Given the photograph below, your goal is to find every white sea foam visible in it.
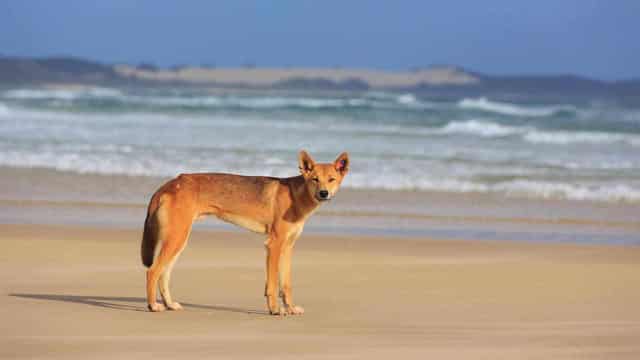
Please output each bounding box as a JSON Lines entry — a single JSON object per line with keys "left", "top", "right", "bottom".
{"left": 492, "top": 180, "right": 640, "bottom": 202}
{"left": 458, "top": 97, "right": 574, "bottom": 117}
{"left": 0, "top": 102, "right": 9, "bottom": 116}
{"left": 431, "top": 119, "right": 640, "bottom": 146}
{"left": 438, "top": 119, "right": 527, "bottom": 137}
{"left": 348, "top": 174, "right": 490, "bottom": 193}
{"left": 524, "top": 130, "right": 640, "bottom": 147}
{"left": 394, "top": 93, "right": 435, "bottom": 109}
{"left": 3, "top": 87, "right": 433, "bottom": 110}
{"left": 396, "top": 93, "right": 417, "bottom": 104}
{"left": 346, "top": 171, "right": 640, "bottom": 202}
{"left": 3, "top": 87, "right": 123, "bottom": 100}
{"left": 232, "top": 97, "right": 345, "bottom": 108}
{"left": 1, "top": 146, "right": 639, "bottom": 202}
{"left": 121, "top": 95, "right": 365, "bottom": 109}
{"left": 83, "top": 87, "right": 123, "bottom": 97}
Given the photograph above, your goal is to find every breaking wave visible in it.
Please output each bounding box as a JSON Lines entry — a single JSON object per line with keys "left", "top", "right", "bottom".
{"left": 523, "top": 130, "right": 640, "bottom": 146}
{"left": 3, "top": 87, "right": 123, "bottom": 100}
{"left": 347, "top": 174, "right": 640, "bottom": 202}
{"left": 2, "top": 88, "right": 434, "bottom": 110}
{"left": 0, "top": 102, "right": 9, "bottom": 116}
{"left": 1, "top": 148, "right": 639, "bottom": 202}
{"left": 491, "top": 180, "right": 640, "bottom": 202}
{"left": 458, "top": 97, "right": 575, "bottom": 117}
{"left": 2, "top": 86, "right": 640, "bottom": 203}
{"left": 438, "top": 119, "right": 527, "bottom": 137}
{"left": 435, "top": 120, "right": 640, "bottom": 146}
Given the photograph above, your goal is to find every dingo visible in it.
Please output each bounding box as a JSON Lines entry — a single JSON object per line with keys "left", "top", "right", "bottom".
{"left": 141, "top": 150, "right": 349, "bottom": 315}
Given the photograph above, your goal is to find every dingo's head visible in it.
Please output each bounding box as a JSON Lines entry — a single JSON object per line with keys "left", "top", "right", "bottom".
{"left": 298, "top": 150, "right": 349, "bottom": 202}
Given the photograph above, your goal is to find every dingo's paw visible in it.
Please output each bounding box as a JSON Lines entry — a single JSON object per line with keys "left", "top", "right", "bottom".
{"left": 147, "top": 303, "right": 166, "bottom": 312}
{"left": 284, "top": 305, "right": 304, "bottom": 315}
{"left": 166, "top": 302, "right": 183, "bottom": 311}
{"left": 266, "top": 295, "right": 281, "bottom": 315}
{"left": 268, "top": 307, "right": 283, "bottom": 316}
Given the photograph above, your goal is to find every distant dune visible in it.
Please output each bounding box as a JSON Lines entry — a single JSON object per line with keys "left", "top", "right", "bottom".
{"left": 1, "top": 56, "right": 639, "bottom": 96}
{"left": 114, "top": 65, "right": 480, "bottom": 89}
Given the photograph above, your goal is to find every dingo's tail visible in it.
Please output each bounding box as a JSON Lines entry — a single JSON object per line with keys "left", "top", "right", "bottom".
{"left": 141, "top": 194, "right": 162, "bottom": 267}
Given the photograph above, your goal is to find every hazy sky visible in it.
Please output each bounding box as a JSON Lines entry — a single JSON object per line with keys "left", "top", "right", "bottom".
{"left": 1, "top": 0, "right": 638, "bottom": 80}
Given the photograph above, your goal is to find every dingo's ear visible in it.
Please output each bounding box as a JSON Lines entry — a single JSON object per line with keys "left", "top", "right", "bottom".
{"left": 334, "top": 152, "right": 349, "bottom": 176}
{"left": 298, "top": 150, "right": 316, "bottom": 176}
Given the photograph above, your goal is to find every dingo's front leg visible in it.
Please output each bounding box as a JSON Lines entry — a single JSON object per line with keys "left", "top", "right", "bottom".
{"left": 264, "top": 235, "right": 283, "bottom": 315}
{"left": 279, "top": 240, "right": 304, "bottom": 315}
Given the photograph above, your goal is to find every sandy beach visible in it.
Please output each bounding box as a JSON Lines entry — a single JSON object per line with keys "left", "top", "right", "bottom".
{"left": 2, "top": 207, "right": 640, "bottom": 359}
{"left": 0, "top": 167, "right": 639, "bottom": 359}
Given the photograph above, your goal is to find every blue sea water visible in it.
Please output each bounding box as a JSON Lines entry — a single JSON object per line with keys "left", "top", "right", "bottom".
{"left": 0, "top": 86, "right": 639, "bottom": 202}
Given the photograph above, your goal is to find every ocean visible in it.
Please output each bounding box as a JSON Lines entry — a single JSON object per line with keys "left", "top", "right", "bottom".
{"left": 1, "top": 86, "right": 639, "bottom": 203}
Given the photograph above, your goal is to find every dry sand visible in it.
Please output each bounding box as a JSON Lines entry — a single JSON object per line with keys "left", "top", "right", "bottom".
{"left": 2, "top": 223, "right": 639, "bottom": 359}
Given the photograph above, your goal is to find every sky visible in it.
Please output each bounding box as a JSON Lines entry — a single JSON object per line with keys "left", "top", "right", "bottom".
{"left": 1, "top": 0, "right": 638, "bottom": 80}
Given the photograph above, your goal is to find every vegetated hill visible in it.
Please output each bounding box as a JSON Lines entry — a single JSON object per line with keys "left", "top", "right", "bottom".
{"left": 406, "top": 72, "right": 640, "bottom": 98}
{"left": 0, "top": 56, "right": 121, "bottom": 84}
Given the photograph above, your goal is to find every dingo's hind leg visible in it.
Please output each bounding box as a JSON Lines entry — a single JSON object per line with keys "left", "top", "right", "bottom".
{"left": 158, "top": 232, "right": 189, "bottom": 311}
{"left": 146, "top": 201, "right": 193, "bottom": 312}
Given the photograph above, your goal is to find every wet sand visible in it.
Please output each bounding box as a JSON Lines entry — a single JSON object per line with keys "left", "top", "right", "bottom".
{"left": 2, "top": 223, "right": 639, "bottom": 359}
{"left": 1, "top": 166, "right": 639, "bottom": 243}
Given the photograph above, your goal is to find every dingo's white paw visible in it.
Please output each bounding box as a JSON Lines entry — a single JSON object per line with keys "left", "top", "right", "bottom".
{"left": 284, "top": 305, "right": 304, "bottom": 315}
{"left": 166, "top": 302, "right": 183, "bottom": 311}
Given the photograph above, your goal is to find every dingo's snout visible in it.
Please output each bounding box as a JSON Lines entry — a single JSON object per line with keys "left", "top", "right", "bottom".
{"left": 317, "top": 189, "right": 330, "bottom": 201}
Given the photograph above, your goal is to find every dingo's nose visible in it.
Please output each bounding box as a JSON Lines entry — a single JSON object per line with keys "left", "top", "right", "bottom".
{"left": 318, "top": 190, "right": 329, "bottom": 199}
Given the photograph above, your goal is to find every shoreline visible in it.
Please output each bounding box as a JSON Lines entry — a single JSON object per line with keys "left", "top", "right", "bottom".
{"left": 3, "top": 165, "right": 639, "bottom": 209}
{"left": 1, "top": 166, "right": 639, "bottom": 245}
{"left": 3, "top": 197, "right": 638, "bottom": 230}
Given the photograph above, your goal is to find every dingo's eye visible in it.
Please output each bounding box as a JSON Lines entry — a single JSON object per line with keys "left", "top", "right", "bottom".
{"left": 328, "top": 178, "right": 336, "bottom": 183}
{"left": 312, "top": 178, "right": 319, "bottom": 182}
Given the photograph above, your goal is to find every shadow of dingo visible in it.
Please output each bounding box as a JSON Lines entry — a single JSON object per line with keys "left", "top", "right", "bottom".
{"left": 9, "top": 293, "right": 268, "bottom": 315}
